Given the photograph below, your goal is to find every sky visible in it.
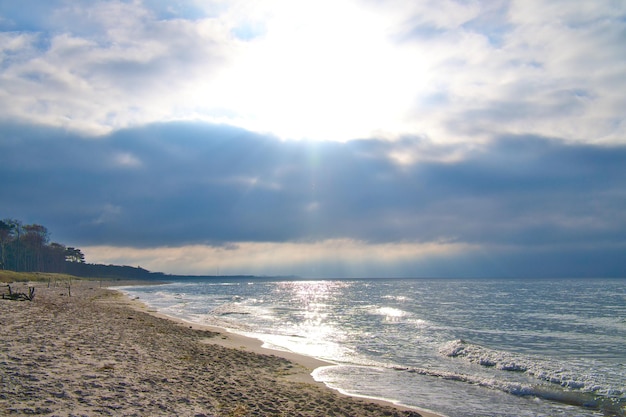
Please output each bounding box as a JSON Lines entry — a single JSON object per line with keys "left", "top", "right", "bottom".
{"left": 1, "top": 0, "right": 625, "bottom": 278}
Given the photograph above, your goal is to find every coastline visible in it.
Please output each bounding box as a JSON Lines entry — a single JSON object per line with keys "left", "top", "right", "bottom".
{"left": 116, "top": 283, "right": 445, "bottom": 417}
{"left": 1, "top": 280, "right": 444, "bottom": 417}
{"left": 118, "top": 285, "right": 334, "bottom": 382}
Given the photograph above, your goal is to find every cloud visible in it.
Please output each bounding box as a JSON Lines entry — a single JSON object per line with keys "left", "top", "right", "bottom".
{"left": 391, "top": 0, "right": 626, "bottom": 144}
{"left": 1, "top": 1, "right": 625, "bottom": 277}
{"left": 81, "top": 239, "right": 476, "bottom": 277}
{"left": 0, "top": 0, "right": 234, "bottom": 134}
{"left": 1, "top": 0, "right": 624, "bottom": 143}
{"left": 80, "top": 240, "right": 626, "bottom": 279}
{"left": 1, "top": 120, "right": 625, "bottom": 277}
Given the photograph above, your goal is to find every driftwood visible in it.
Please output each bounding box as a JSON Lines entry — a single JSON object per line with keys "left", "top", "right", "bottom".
{"left": 2, "top": 284, "right": 35, "bottom": 301}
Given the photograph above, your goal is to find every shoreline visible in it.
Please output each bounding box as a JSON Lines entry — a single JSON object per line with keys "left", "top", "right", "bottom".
{"left": 1, "top": 280, "right": 444, "bottom": 417}
{"left": 115, "top": 283, "right": 444, "bottom": 417}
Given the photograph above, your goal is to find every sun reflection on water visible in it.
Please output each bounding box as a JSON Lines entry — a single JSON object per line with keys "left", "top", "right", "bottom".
{"left": 270, "top": 280, "right": 353, "bottom": 360}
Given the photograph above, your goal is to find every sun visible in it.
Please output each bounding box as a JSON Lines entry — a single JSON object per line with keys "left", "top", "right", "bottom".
{"left": 194, "top": 0, "right": 429, "bottom": 142}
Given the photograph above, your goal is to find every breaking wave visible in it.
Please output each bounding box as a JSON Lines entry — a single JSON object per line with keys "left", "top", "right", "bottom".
{"left": 434, "top": 339, "right": 625, "bottom": 416}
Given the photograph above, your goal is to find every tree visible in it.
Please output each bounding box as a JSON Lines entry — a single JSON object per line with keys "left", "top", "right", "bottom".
{"left": 46, "top": 242, "right": 67, "bottom": 272}
{"left": 0, "top": 218, "right": 86, "bottom": 273}
{"left": 0, "top": 220, "right": 11, "bottom": 269}
{"left": 22, "top": 224, "right": 49, "bottom": 271}
{"left": 65, "top": 247, "right": 85, "bottom": 263}
{"left": 2, "top": 219, "right": 22, "bottom": 271}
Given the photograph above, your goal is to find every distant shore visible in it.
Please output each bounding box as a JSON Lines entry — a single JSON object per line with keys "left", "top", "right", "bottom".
{"left": 1, "top": 280, "right": 442, "bottom": 416}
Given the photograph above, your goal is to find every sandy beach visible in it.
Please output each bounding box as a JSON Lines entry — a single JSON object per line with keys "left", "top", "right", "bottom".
{"left": 0, "top": 281, "right": 442, "bottom": 417}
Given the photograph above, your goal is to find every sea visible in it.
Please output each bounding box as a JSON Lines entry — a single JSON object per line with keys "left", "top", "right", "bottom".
{"left": 115, "top": 278, "right": 626, "bottom": 417}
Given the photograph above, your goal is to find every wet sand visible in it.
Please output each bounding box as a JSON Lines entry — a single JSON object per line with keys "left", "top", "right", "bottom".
{"left": 0, "top": 281, "right": 442, "bottom": 416}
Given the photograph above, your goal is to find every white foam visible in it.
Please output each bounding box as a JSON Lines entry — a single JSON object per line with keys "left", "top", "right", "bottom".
{"left": 438, "top": 339, "right": 625, "bottom": 402}
{"left": 382, "top": 295, "right": 412, "bottom": 302}
{"left": 377, "top": 306, "right": 409, "bottom": 319}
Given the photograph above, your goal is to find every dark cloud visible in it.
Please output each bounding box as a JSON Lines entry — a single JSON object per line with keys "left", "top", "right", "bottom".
{"left": 1, "top": 121, "right": 625, "bottom": 268}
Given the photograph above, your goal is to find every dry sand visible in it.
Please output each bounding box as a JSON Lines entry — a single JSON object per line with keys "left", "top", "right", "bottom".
{"left": 1, "top": 281, "right": 442, "bottom": 417}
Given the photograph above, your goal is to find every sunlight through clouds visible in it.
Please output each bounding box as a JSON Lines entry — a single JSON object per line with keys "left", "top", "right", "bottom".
{"left": 200, "top": 0, "right": 427, "bottom": 141}
{"left": 81, "top": 239, "right": 477, "bottom": 277}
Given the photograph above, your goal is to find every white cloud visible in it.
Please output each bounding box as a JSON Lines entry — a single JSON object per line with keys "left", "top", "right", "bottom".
{"left": 381, "top": 0, "right": 484, "bottom": 31}
{"left": 0, "top": 0, "right": 624, "bottom": 144}
{"left": 0, "top": 1, "right": 235, "bottom": 134}
{"left": 113, "top": 152, "right": 142, "bottom": 168}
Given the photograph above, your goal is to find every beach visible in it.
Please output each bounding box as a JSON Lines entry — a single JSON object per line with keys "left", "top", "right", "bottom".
{"left": 0, "top": 281, "right": 440, "bottom": 417}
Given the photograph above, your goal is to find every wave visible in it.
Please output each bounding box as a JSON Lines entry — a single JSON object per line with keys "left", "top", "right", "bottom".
{"left": 376, "top": 307, "right": 409, "bottom": 322}
{"left": 209, "top": 304, "right": 251, "bottom": 316}
{"left": 382, "top": 295, "right": 412, "bottom": 302}
{"left": 435, "top": 339, "right": 625, "bottom": 416}
{"left": 394, "top": 365, "right": 625, "bottom": 415}
{"left": 370, "top": 306, "right": 432, "bottom": 328}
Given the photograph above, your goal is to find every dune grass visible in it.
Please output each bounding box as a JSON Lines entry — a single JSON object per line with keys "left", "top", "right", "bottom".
{"left": 0, "top": 270, "right": 80, "bottom": 284}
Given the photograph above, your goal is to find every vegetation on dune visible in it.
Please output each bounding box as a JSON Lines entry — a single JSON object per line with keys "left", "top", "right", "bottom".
{"left": 0, "top": 218, "right": 85, "bottom": 273}
{"left": 0, "top": 217, "right": 266, "bottom": 282}
{"left": 0, "top": 270, "right": 79, "bottom": 284}
{"left": 0, "top": 217, "right": 165, "bottom": 281}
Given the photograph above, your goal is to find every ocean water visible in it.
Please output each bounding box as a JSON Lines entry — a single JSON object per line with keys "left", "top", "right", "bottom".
{"left": 116, "top": 278, "right": 626, "bottom": 417}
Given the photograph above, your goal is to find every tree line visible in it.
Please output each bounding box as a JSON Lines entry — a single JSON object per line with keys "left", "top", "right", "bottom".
{"left": 0, "top": 218, "right": 85, "bottom": 273}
